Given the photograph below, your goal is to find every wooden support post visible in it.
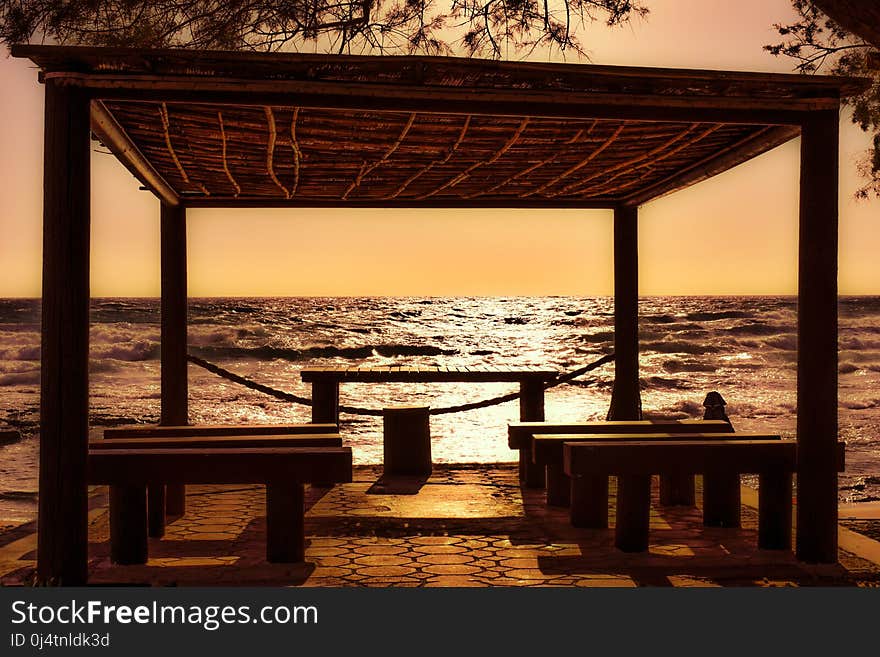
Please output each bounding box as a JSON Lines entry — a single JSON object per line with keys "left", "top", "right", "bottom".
{"left": 109, "top": 485, "right": 148, "bottom": 565}
{"left": 518, "top": 379, "right": 546, "bottom": 488}
{"left": 37, "top": 81, "right": 91, "bottom": 586}
{"left": 614, "top": 474, "right": 652, "bottom": 552}
{"left": 266, "top": 482, "right": 305, "bottom": 562}
{"left": 161, "top": 203, "right": 188, "bottom": 521}
{"left": 796, "top": 108, "right": 840, "bottom": 564}
{"left": 759, "top": 470, "right": 793, "bottom": 550}
{"left": 311, "top": 381, "right": 339, "bottom": 425}
{"left": 607, "top": 204, "right": 642, "bottom": 422}
{"left": 569, "top": 475, "right": 609, "bottom": 528}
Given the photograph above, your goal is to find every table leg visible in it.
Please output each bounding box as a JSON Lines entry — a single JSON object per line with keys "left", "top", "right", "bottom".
{"left": 570, "top": 475, "right": 609, "bottom": 528}
{"left": 266, "top": 482, "right": 305, "bottom": 563}
{"left": 312, "top": 381, "right": 339, "bottom": 425}
{"left": 615, "top": 474, "right": 652, "bottom": 552}
{"left": 110, "top": 484, "right": 148, "bottom": 565}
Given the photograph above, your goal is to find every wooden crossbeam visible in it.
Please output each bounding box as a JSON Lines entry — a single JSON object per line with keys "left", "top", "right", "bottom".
{"left": 522, "top": 124, "right": 625, "bottom": 198}
{"left": 290, "top": 107, "right": 302, "bottom": 198}
{"left": 159, "top": 102, "right": 205, "bottom": 194}
{"left": 386, "top": 116, "right": 471, "bottom": 200}
{"left": 576, "top": 124, "right": 722, "bottom": 198}
{"left": 417, "top": 117, "right": 530, "bottom": 200}
{"left": 552, "top": 123, "right": 702, "bottom": 197}
{"left": 468, "top": 123, "right": 596, "bottom": 199}
{"left": 342, "top": 113, "right": 417, "bottom": 200}
{"left": 264, "top": 107, "right": 290, "bottom": 198}
{"left": 217, "top": 111, "right": 241, "bottom": 197}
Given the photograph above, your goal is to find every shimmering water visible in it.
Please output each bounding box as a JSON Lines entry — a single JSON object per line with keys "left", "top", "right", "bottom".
{"left": 2, "top": 296, "right": 879, "bottom": 523}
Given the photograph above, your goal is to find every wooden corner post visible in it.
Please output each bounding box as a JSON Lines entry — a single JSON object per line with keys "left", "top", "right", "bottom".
{"left": 608, "top": 204, "right": 642, "bottom": 421}
{"left": 161, "top": 203, "right": 189, "bottom": 519}
{"left": 607, "top": 204, "right": 645, "bottom": 548}
{"left": 796, "top": 108, "right": 840, "bottom": 563}
{"left": 38, "top": 81, "right": 91, "bottom": 585}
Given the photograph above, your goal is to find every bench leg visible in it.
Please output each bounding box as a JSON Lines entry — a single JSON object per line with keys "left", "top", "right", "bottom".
{"left": 659, "top": 474, "right": 696, "bottom": 506}
{"left": 546, "top": 463, "right": 571, "bottom": 507}
{"left": 521, "top": 451, "right": 546, "bottom": 489}
{"left": 110, "top": 485, "right": 148, "bottom": 565}
{"left": 615, "top": 475, "right": 652, "bottom": 552}
{"left": 758, "top": 470, "right": 792, "bottom": 550}
{"left": 703, "top": 472, "right": 742, "bottom": 528}
{"left": 570, "top": 475, "right": 609, "bottom": 528}
{"left": 147, "top": 485, "right": 166, "bottom": 538}
{"left": 266, "top": 482, "right": 305, "bottom": 563}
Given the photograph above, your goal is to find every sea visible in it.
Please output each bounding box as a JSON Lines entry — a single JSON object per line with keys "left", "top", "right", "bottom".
{"left": 2, "top": 296, "right": 879, "bottom": 524}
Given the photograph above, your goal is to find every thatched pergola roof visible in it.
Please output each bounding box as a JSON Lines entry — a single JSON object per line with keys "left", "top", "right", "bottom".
{"left": 13, "top": 45, "right": 869, "bottom": 209}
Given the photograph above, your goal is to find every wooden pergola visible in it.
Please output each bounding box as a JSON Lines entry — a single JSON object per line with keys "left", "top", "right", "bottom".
{"left": 12, "top": 45, "right": 869, "bottom": 584}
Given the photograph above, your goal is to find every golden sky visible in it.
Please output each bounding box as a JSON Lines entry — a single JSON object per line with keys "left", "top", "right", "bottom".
{"left": 0, "top": 0, "right": 878, "bottom": 297}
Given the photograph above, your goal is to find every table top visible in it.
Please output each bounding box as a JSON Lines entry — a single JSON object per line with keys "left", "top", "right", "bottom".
{"left": 301, "top": 365, "right": 558, "bottom": 383}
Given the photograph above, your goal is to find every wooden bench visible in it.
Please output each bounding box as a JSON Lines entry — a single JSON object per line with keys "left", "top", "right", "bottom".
{"left": 302, "top": 366, "right": 557, "bottom": 487}
{"left": 87, "top": 446, "right": 352, "bottom": 565}
{"left": 509, "top": 419, "right": 733, "bottom": 505}
{"left": 103, "top": 423, "right": 338, "bottom": 531}
{"left": 94, "top": 433, "right": 342, "bottom": 537}
{"left": 534, "top": 430, "right": 762, "bottom": 517}
{"left": 563, "top": 439, "right": 846, "bottom": 553}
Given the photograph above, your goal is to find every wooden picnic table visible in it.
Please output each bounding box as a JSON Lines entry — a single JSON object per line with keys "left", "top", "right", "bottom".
{"left": 300, "top": 365, "right": 558, "bottom": 486}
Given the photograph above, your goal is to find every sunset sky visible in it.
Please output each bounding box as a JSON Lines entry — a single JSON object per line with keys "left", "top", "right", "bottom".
{"left": 0, "top": 0, "right": 877, "bottom": 297}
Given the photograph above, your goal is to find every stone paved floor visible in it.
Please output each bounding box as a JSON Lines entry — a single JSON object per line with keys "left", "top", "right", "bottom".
{"left": 2, "top": 464, "right": 879, "bottom": 587}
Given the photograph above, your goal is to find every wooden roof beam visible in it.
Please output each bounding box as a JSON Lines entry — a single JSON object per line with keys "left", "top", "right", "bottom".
{"left": 90, "top": 100, "right": 180, "bottom": 207}
{"left": 180, "top": 197, "right": 618, "bottom": 210}
{"left": 70, "top": 75, "right": 833, "bottom": 126}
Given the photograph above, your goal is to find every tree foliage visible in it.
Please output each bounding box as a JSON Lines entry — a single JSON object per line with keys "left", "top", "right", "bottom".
{"left": 766, "top": 0, "right": 880, "bottom": 199}
{"left": 0, "top": 0, "right": 647, "bottom": 58}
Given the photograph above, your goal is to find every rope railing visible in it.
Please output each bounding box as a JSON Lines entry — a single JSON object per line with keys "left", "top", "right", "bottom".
{"left": 186, "top": 353, "right": 615, "bottom": 417}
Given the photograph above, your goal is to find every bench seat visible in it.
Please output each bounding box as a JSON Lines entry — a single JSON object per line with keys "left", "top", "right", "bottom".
{"left": 90, "top": 433, "right": 342, "bottom": 450}
{"left": 103, "top": 423, "right": 338, "bottom": 438}
{"left": 88, "top": 446, "right": 352, "bottom": 564}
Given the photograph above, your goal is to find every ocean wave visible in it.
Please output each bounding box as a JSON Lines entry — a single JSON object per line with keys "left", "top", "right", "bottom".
{"left": 0, "top": 370, "right": 40, "bottom": 386}
{"left": 0, "top": 345, "right": 40, "bottom": 361}
{"left": 839, "top": 362, "right": 860, "bottom": 374}
{"left": 661, "top": 359, "right": 718, "bottom": 374}
{"left": 641, "top": 340, "right": 720, "bottom": 355}
{"left": 685, "top": 310, "right": 753, "bottom": 322}
{"left": 763, "top": 334, "right": 798, "bottom": 351}
{"left": 91, "top": 341, "right": 159, "bottom": 362}
{"left": 727, "top": 322, "right": 783, "bottom": 336}
{"left": 839, "top": 336, "right": 880, "bottom": 350}
{"left": 642, "top": 375, "right": 690, "bottom": 390}
{"left": 842, "top": 399, "right": 880, "bottom": 410}
{"left": 190, "top": 343, "right": 458, "bottom": 361}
